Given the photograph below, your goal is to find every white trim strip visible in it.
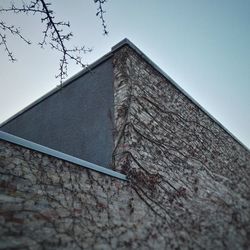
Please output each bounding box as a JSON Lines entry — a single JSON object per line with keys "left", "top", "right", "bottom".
{"left": 0, "top": 131, "right": 127, "bottom": 181}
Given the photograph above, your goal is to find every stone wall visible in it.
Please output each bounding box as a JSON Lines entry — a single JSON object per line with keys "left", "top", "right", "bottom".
{"left": 112, "top": 45, "right": 250, "bottom": 249}
{"left": 0, "top": 140, "right": 160, "bottom": 250}
{"left": 0, "top": 44, "right": 250, "bottom": 249}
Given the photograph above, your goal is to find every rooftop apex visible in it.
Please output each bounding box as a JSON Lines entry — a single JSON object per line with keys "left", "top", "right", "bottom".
{"left": 0, "top": 38, "right": 248, "bottom": 151}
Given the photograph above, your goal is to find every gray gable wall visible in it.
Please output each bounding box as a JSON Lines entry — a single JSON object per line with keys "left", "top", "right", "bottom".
{"left": 1, "top": 58, "right": 114, "bottom": 167}
{"left": 1, "top": 38, "right": 248, "bottom": 170}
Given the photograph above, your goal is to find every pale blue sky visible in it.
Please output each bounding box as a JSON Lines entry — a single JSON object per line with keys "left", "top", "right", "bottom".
{"left": 0, "top": 0, "right": 249, "bottom": 148}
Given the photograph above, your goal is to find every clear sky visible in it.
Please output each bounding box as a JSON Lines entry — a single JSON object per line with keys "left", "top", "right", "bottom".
{"left": 0, "top": 0, "right": 249, "bottom": 148}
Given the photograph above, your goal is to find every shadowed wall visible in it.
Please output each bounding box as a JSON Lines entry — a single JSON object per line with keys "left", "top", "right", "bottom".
{"left": 1, "top": 58, "right": 114, "bottom": 167}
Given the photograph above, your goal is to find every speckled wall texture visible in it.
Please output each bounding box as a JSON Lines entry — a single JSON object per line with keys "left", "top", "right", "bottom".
{"left": 1, "top": 58, "right": 114, "bottom": 167}
{"left": 112, "top": 45, "right": 250, "bottom": 249}
{"left": 0, "top": 44, "right": 250, "bottom": 249}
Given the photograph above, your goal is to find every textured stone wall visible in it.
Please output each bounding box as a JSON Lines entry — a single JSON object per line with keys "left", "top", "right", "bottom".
{"left": 112, "top": 45, "right": 250, "bottom": 249}
{"left": 0, "top": 140, "right": 161, "bottom": 250}
{"left": 0, "top": 44, "right": 250, "bottom": 250}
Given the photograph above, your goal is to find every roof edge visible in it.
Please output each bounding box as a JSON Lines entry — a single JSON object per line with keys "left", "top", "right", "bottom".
{"left": 111, "top": 39, "right": 249, "bottom": 151}
{"left": 0, "top": 50, "right": 113, "bottom": 127}
{"left": 0, "top": 131, "right": 127, "bottom": 181}
{"left": 1, "top": 38, "right": 249, "bottom": 151}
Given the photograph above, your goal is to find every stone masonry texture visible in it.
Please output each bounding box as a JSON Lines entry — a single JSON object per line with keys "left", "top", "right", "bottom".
{"left": 112, "top": 45, "right": 250, "bottom": 249}
{"left": 0, "top": 44, "right": 250, "bottom": 249}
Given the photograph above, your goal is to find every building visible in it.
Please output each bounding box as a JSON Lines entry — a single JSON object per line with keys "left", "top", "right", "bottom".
{"left": 0, "top": 39, "right": 249, "bottom": 249}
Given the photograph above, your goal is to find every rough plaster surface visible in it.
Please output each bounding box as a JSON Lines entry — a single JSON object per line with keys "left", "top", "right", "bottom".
{"left": 1, "top": 58, "right": 114, "bottom": 167}
{"left": 0, "top": 45, "right": 250, "bottom": 249}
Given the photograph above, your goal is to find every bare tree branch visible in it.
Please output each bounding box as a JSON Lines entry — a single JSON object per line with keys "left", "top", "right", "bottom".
{"left": 0, "top": 32, "right": 16, "bottom": 62}
{"left": 94, "top": 0, "right": 108, "bottom": 35}
{"left": 0, "top": 20, "right": 31, "bottom": 62}
{"left": 0, "top": 21, "right": 31, "bottom": 44}
{"left": 0, "top": 0, "right": 108, "bottom": 82}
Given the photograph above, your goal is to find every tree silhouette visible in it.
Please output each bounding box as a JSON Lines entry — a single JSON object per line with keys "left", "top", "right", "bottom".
{"left": 0, "top": 0, "right": 107, "bottom": 82}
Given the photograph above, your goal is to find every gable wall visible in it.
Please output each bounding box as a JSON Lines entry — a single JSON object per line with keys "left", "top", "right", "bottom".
{"left": 1, "top": 58, "right": 114, "bottom": 167}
